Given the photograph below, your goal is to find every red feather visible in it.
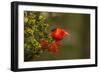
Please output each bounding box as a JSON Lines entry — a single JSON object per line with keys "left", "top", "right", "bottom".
{"left": 51, "top": 28, "right": 69, "bottom": 41}
{"left": 49, "top": 42, "right": 59, "bottom": 55}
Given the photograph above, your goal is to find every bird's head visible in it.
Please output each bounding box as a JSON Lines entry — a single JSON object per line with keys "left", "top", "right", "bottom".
{"left": 51, "top": 28, "right": 69, "bottom": 41}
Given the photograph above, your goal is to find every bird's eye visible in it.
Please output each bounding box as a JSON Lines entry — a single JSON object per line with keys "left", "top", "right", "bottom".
{"left": 51, "top": 28, "right": 57, "bottom": 31}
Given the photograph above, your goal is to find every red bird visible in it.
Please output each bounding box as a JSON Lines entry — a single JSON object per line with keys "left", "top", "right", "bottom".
{"left": 51, "top": 28, "right": 69, "bottom": 41}
{"left": 49, "top": 42, "right": 59, "bottom": 55}
{"left": 49, "top": 28, "right": 69, "bottom": 55}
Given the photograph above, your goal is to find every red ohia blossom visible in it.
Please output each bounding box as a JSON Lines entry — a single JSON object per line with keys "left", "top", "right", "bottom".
{"left": 40, "top": 40, "right": 48, "bottom": 49}
{"left": 51, "top": 28, "right": 69, "bottom": 41}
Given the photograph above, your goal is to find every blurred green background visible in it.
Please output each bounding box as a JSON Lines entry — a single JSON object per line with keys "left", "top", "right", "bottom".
{"left": 24, "top": 11, "right": 90, "bottom": 61}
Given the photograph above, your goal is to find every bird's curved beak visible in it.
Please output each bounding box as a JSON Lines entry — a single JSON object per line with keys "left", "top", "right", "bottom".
{"left": 65, "top": 32, "right": 69, "bottom": 36}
